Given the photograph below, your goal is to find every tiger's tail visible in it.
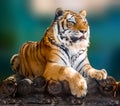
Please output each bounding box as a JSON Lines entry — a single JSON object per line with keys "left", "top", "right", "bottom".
{"left": 10, "top": 54, "right": 20, "bottom": 73}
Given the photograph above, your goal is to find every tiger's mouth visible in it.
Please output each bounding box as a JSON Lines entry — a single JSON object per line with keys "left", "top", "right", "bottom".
{"left": 70, "top": 35, "right": 86, "bottom": 42}
{"left": 79, "top": 35, "right": 86, "bottom": 40}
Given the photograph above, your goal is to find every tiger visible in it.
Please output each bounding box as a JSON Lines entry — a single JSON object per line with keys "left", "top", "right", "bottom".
{"left": 10, "top": 8, "right": 107, "bottom": 97}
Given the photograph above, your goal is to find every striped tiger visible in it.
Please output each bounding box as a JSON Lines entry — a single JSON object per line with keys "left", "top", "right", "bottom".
{"left": 10, "top": 8, "right": 107, "bottom": 97}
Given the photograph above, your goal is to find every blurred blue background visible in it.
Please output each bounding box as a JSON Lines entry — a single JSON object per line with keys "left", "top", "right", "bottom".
{"left": 0, "top": 0, "right": 120, "bottom": 81}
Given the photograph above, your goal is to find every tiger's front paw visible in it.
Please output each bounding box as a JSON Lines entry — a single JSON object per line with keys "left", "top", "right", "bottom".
{"left": 89, "top": 69, "right": 107, "bottom": 80}
{"left": 69, "top": 74, "right": 87, "bottom": 98}
{"left": 44, "top": 66, "right": 87, "bottom": 98}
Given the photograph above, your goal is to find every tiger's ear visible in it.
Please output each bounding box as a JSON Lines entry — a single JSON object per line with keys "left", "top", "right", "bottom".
{"left": 79, "top": 10, "right": 87, "bottom": 18}
{"left": 54, "top": 8, "right": 64, "bottom": 21}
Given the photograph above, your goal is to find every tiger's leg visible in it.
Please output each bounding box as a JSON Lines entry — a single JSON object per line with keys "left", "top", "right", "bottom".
{"left": 10, "top": 54, "right": 20, "bottom": 72}
{"left": 44, "top": 63, "right": 87, "bottom": 97}
{"left": 83, "top": 64, "right": 107, "bottom": 80}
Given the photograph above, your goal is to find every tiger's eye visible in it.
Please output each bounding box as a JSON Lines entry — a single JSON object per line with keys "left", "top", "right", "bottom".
{"left": 67, "top": 22, "right": 74, "bottom": 27}
{"left": 83, "top": 21, "right": 88, "bottom": 25}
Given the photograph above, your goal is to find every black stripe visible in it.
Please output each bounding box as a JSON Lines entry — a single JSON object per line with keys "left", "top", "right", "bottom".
{"left": 61, "top": 21, "right": 64, "bottom": 30}
{"left": 35, "top": 41, "right": 44, "bottom": 64}
{"left": 57, "top": 49, "right": 68, "bottom": 60}
{"left": 53, "top": 53, "right": 67, "bottom": 65}
{"left": 59, "top": 45, "right": 70, "bottom": 59}
{"left": 42, "top": 39, "right": 47, "bottom": 60}
{"left": 61, "top": 29, "right": 68, "bottom": 34}
{"left": 24, "top": 44, "right": 32, "bottom": 77}
{"left": 34, "top": 43, "right": 41, "bottom": 70}
{"left": 48, "top": 37, "right": 70, "bottom": 60}
{"left": 48, "top": 60, "right": 57, "bottom": 63}
{"left": 57, "top": 21, "right": 61, "bottom": 35}
{"left": 76, "top": 56, "right": 87, "bottom": 71}
{"left": 40, "top": 40, "right": 43, "bottom": 56}
{"left": 78, "top": 63, "right": 89, "bottom": 72}
{"left": 43, "top": 38, "right": 45, "bottom": 45}
{"left": 23, "top": 45, "right": 35, "bottom": 79}
{"left": 71, "top": 52, "right": 83, "bottom": 61}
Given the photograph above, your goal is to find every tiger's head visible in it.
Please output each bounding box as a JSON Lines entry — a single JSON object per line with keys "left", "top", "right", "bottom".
{"left": 47, "top": 8, "right": 90, "bottom": 50}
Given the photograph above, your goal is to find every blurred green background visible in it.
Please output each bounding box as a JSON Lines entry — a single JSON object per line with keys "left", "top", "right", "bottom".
{"left": 0, "top": 0, "right": 120, "bottom": 81}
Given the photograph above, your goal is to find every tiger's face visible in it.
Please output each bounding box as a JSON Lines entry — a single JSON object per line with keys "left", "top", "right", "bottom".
{"left": 53, "top": 8, "right": 90, "bottom": 49}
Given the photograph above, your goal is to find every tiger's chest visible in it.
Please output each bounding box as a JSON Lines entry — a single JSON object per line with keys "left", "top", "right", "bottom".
{"left": 69, "top": 49, "right": 87, "bottom": 71}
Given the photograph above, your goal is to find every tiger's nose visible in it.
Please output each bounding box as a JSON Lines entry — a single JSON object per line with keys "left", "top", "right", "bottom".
{"left": 79, "top": 30, "right": 87, "bottom": 34}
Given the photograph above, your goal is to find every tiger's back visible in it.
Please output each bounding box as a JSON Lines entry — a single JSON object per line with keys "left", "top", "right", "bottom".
{"left": 11, "top": 41, "right": 46, "bottom": 79}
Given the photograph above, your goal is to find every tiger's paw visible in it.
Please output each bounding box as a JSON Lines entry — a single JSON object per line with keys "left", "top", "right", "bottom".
{"left": 69, "top": 74, "right": 87, "bottom": 98}
{"left": 97, "top": 76, "right": 117, "bottom": 97}
{"left": 44, "top": 67, "right": 87, "bottom": 97}
{"left": 0, "top": 75, "right": 17, "bottom": 97}
{"left": 89, "top": 69, "right": 107, "bottom": 80}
